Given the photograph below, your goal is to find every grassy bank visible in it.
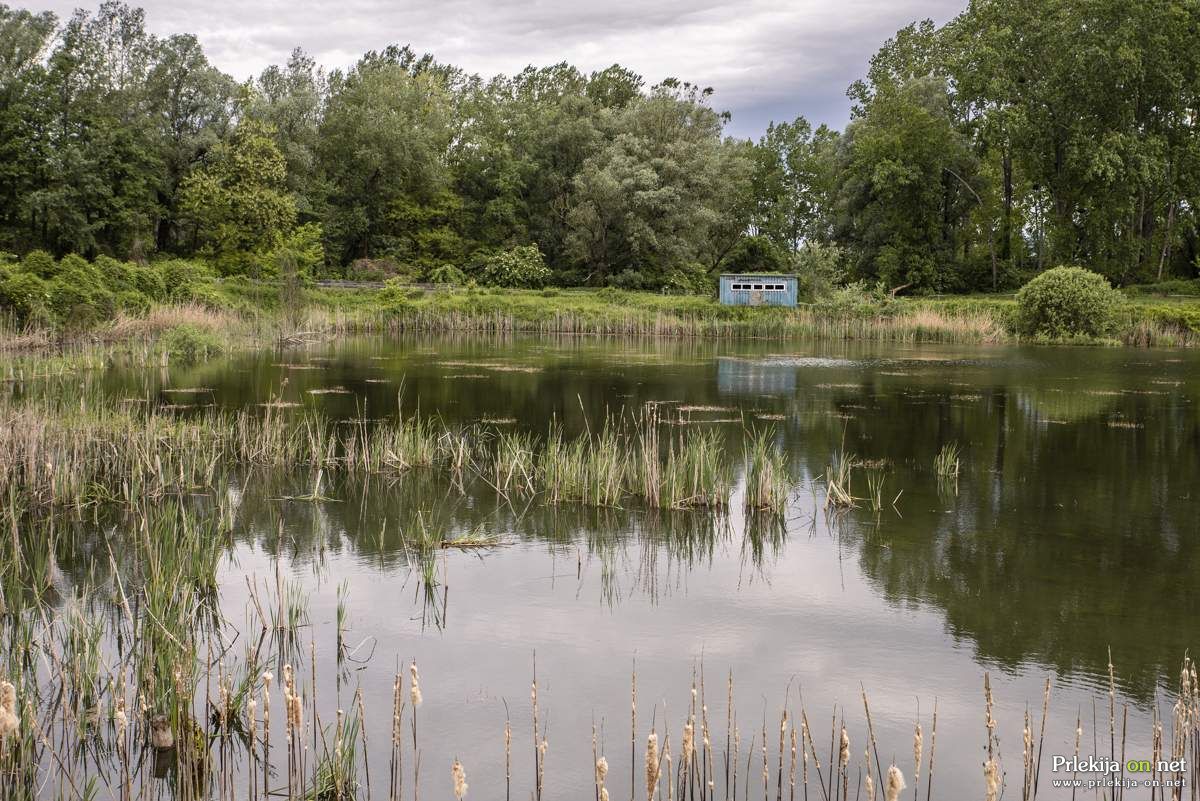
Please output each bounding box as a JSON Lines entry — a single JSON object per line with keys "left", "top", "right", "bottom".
{"left": 5, "top": 283, "right": 1200, "bottom": 358}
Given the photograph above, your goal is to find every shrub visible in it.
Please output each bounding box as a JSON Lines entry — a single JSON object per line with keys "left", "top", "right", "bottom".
{"left": 20, "top": 250, "right": 57, "bottom": 279}
{"left": 1015, "top": 266, "right": 1123, "bottom": 338}
{"left": 347, "top": 258, "right": 409, "bottom": 282}
{"left": 663, "top": 262, "right": 715, "bottom": 295}
{"left": 116, "top": 290, "right": 152, "bottom": 316}
{"left": 427, "top": 264, "right": 465, "bottom": 285}
{"left": 609, "top": 269, "right": 647, "bottom": 290}
{"left": 378, "top": 278, "right": 424, "bottom": 310}
{"left": 128, "top": 264, "right": 167, "bottom": 300}
{"left": 794, "top": 242, "right": 845, "bottom": 299}
{"left": 48, "top": 258, "right": 115, "bottom": 329}
{"left": 477, "top": 245, "right": 550, "bottom": 288}
{"left": 161, "top": 324, "right": 224, "bottom": 363}
{"left": 813, "top": 281, "right": 896, "bottom": 319}
{"left": 0, "top": 271, "right": 51, "bottom": 324}
{"left": 93, "top": 255, "right": 137, "bottom": 293}
{"left": 158, "top": 259, "right": 217, "bottom": 302}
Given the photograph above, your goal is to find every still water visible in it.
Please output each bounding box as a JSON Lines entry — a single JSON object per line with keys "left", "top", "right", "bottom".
{"left": 99, "top": 335, "right": 1200, "bottom": 798}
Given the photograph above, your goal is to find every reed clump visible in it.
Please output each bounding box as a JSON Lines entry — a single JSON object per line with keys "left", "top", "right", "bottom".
{"left": 1, "top": 394, "right": 780, "bottom": 515}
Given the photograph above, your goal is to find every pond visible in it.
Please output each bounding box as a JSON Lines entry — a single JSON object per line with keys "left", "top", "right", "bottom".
{"left": 21, "top": 334, "right": 1200, "bottom": 798}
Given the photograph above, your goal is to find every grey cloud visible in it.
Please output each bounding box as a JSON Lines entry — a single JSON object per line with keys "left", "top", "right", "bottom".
{"left": 20, "top": 0, "right": 965, "bottom": 135}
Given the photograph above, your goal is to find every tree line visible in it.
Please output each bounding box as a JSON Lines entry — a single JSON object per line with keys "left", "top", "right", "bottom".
{"left": 0, "top": 0, "right": 1197, "bottom": 293}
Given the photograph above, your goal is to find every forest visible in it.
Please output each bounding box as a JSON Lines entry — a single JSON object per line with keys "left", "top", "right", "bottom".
{"left": 0, "top": 0, "right": 1197, "bottom": 297}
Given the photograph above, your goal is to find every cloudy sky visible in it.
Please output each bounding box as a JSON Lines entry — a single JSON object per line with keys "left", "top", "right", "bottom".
{"left": 23, "top": 0, "right": 965, "bottom": 138}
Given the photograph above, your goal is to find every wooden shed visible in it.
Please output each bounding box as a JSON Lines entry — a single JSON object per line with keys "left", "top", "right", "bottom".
{"left": 719, "top": 274, "right": 799, "bottom": 307}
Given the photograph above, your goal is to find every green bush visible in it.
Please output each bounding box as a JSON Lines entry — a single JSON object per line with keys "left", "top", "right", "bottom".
{"left": 476, "top": 245, "right": 551, "bottom": 288}
{"left": 378, "top": 278, "right": 424, "bottom": 310}
{"left": 662, "top": 262, "right": 715, "bottom": 295}
{"left": 609, "top": 269, "right": 647, "bottom": 290}
{"left": 813, "top": 281, "right": 896, "bottom": 319}
{"left": 48, "top": 257, "right": 115, "bottom": 329}
{"left": 20, "top": 250, "right": 57, "bottom": 279}
{"left": 1015, "top": 266, "right": 1123, "bottom": 338}
{"left": 116, "top": 289, "right": 152, "bottom": 315}
{"left": 158, "top": 259, "right": 217, "bottom": 302}
{"left": 0, "top": 271, "right": 51, "bottom": 324}
{"left": 427, "top": 264, "right": 465, "bottom": 285}
{"left": 128, "top": 264, "right": 167, "bottom": 300}
{"left": 160, "top": 324, "right": 224, "bottom": 363}
{"left": 93, "top": 255, "right": 137, "bottom": 293}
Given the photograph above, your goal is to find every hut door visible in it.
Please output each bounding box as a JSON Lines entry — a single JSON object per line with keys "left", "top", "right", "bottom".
{"left": 750, "top": 289, "right": 764, "bottom": 305}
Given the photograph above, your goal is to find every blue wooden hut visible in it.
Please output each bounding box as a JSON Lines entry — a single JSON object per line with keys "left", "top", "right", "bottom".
{"left": 719, "top": 274, "right": 799, "bottom": 307}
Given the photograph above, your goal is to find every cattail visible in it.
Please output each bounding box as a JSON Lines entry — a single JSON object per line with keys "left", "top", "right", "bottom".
{"left": 865, "top": 774, "right": 874, "bottom": 799}
{"left": 289, "top": 691, "right": 303, "bottom": 730}
{"left": 410, "top": 663, "right": 422, "bottom": 708}
{"left": 0, "top": 681, "right": 17, "bottom": 739}
{"left": 884, "top": 765, "right": 905, "bottom": 801}
{"left": 682, "top": 719, "right": 695, "bottom": 767}
{"left": 912, "top": 723, "right": 923, "bottom": 785}
{"left": 597, "top": 755, "right": 609, "bottom": 784}
{"left": 983, "top": 758, "right": 999, "bottom": 801}
{"left": 839, "top": 726, "right": 849, "bottom": 768}
{"left": 452, "top": 758, "right": 468, "bottom": 799}
{"left": 646, "top": 732, "right": 660, "bottom": 801}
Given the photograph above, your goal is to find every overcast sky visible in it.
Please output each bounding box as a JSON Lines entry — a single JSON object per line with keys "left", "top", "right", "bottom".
{"left": 22, "top": 0, "right": 965, "bottom": 138}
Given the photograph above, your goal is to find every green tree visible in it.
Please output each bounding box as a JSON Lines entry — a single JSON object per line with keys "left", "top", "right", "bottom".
{"left": 833, "top": 76, "right": 980, "bottom": 291}
{"left": 179, "top": 118, "right": 296, "bottom": 274}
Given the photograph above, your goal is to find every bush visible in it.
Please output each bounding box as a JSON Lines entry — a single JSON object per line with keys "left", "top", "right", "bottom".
{"left": 609, "top": 269, "right": 647, "bottom": 290}
{"left": 20, "top": 250, "right": 57, "bottom": 279}
{"left": 813, "top": 281, "right": 896, "bottom": 319}
{"left": 161, "top": 324, "right": 224, "bottom": 363}
{"left": 378, "top": 278, "right": 424, "bottom": 310}
{"left": 48, "top": 258, "right": 115, "bottom": 329}
{"left": 476, "top": 245, "right": 550, "bottom": 288}
{"left": 158, "top": 259, "right": 217, "bottom": 302}
{"left": 93, "top": 255, "right": 137, "bottom": 293}
{"left": 1015, "top": 266, "right": 1124, "bottom": 338}
{"left": 663, "top": 262, "right": 715, "bottom": 295}
{"left": 128, "top": 264, "right": 167, "bottom": 300}
{"left": 116, "top": 289, "right": 152, "bottom": 316}
{"left": 0, "top": 271, "right": 51, "bottom": 324}
{"left": 427, "top": 264, "right": 465, "bottom": 285}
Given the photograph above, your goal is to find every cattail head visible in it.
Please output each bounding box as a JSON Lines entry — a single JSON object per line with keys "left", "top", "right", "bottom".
{"left": 596, "top": 755, "right": 609, "bottom": 784}
{"left": 0, "top": 682, "right": 15, "bottom": 715}
{"left": 839, "top": 726, "right": 849, "bottom": 768}
{"left": 865, "top": 774, "right": 874, "bottom": 798}
{"left": 645, "top": 732, "right": 660, "bottom": 801}
{"left": 452, "top": 757, "right": 468, "bottom": 799}
{"left": 884, "top": 764, "right": 905, "bottom": 801}
{"left": 682, "top": 720, "right": 695, "bottom": 765}
{"left": 410, "top": 662, "right": 423, "bottom": 708}
{"left": 913, "top": 723, "right": 923, "bottom": 780}
{"left": 289, "top": 691, "right": 303, "bottom": 730}
{"left": 0, "top": 682, "right": 16, "bottom": 739}
{"left": 983, "top": 758, "right": 1000, "bottom": 801}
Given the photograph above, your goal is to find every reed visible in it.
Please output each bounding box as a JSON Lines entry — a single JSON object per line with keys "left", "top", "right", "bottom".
{"left": 743, "top": 428, "right": 791, "bottom": 513}
{"left": 933, "top": 443, "right": 960, "bottom": 478}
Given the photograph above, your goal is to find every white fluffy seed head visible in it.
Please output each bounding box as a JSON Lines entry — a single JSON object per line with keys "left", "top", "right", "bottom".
{"left": 410, "top": 663, "right": 422, "bottom": 708}
{"left": 885, "top": 765, "right": 906, "bottom": 801}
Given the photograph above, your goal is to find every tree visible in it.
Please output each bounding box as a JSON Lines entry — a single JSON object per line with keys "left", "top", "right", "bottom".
{"left": 833, "top": 76, "right": 980, "bottom": 291}
{"left": 751, "top": 117, "right": 839, "bottom": 252}
{"left": 318, "top": 52, "right": 456, "bottom": 263}
{"left": 179, "top": 118, "right": 296, "bottom": 274}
